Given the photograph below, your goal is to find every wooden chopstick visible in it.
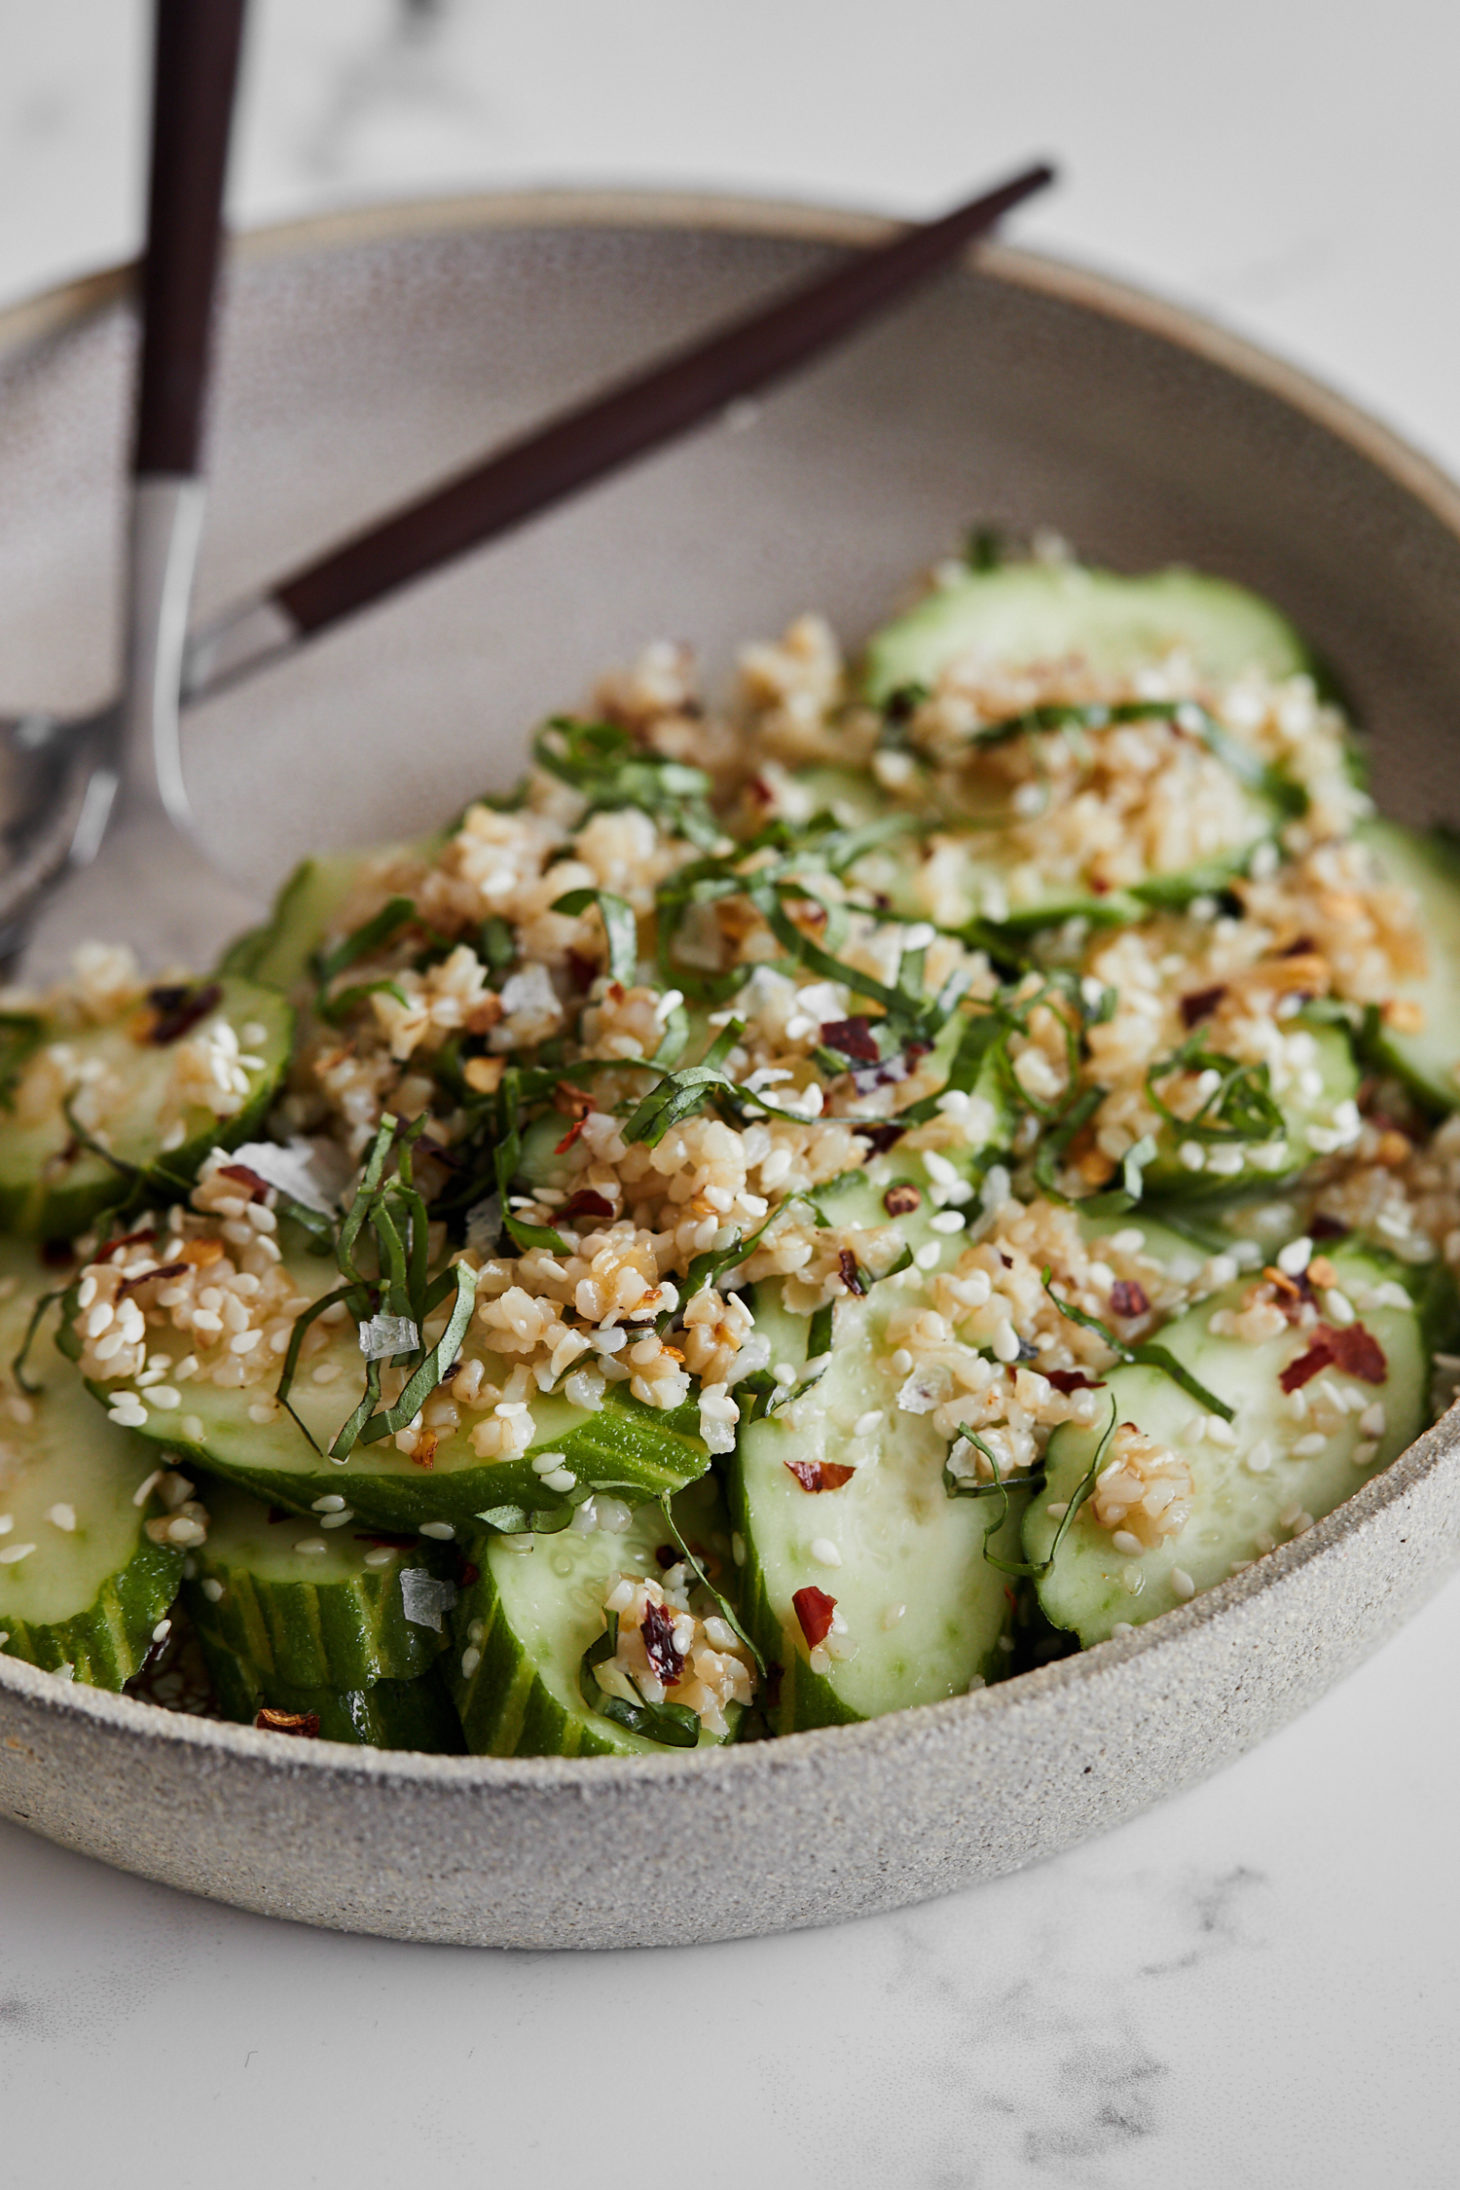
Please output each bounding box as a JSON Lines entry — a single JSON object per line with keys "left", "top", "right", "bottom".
{"left": 270, "top": 163, "right": 1055, "bottom": 641}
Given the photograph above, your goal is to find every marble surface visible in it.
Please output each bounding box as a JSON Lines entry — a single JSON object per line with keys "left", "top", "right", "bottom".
{"left": 1, "top": 3, "right": 1459, "bottom": 2182}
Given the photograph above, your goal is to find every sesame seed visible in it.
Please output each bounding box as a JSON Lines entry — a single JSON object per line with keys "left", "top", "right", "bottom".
{"left": 363, "top": 1547, "right": 394, "bottom": 1568}
{"left": 809, "top": 1537, "right": 842, "bottom": 1568}
{"left": 312, "top": 1495, "right": 347, "bottom": 1513}
{"left": 930, "top": 1210, "right": 966, "bottom": 1234}
{"left": 45, "top": 1504, "right": 76, "bottom": 1533}
{"left": 419, "top": 1521, "right": 456, "bottom": 1540}
{"left": 293, "top": 1539, "right": 329, "bottom": 1557}
{"left": 460, "top": 1646, "right": 482, "bottom": 1679}
{"left": 1276, "top": 1236, "right": 1313, "bottom": 1276}
{"left": 1170, "top": 1567, "right": 1196, "bottom": 1601}
{"left": 0, "top": 1544, "right": 35, "bottom": 1565}
{"left": 200, "top": 1577, "right": 224, "bottom": 1603}
{"left": 152, "top": 1618, "right": 172, "bottom": 1644}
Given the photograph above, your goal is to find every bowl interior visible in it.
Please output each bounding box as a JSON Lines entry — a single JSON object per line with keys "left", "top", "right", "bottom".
{"left": 4, "top": 197, "right": 1459, "bottom": 909}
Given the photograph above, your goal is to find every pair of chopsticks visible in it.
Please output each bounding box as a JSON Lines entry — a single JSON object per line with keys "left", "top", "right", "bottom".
{"left": 184, "top": 161, "right": 1055, "bottom": 702}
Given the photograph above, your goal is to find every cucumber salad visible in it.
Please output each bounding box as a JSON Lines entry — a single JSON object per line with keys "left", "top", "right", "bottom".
{"left": 2, "top": 546, "right": 1459, "bottom": 1756}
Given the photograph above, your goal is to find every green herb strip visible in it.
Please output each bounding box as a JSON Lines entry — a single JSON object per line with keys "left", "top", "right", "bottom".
{"left": 958, "top": 1400, "right": 1119, "bottom": 1579}
{"left": 1041, "top": 1268, "right": 1234, "bottom": 1421}
{"left": 579, "top": 1610, "right": 702, "bottom": 1748}
{"left": 549, "top": 888, "right": 639, "bottom": 988}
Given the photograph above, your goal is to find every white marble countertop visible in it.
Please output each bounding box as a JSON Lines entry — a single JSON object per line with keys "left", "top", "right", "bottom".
{"left": 2, "top": 4, "right": 1459, "bottom": 2183}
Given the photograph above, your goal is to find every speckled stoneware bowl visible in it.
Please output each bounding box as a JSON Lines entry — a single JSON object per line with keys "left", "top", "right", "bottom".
{"left": 2, "top": 192, "right": 1459, "bottom": 1950}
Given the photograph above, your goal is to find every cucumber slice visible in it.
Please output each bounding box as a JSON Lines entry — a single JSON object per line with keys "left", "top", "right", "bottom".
{"left": 0, "top": 1251, "right": 185, "bottom": 1686}
{"left": 729, "top": 1282, "right": 1024, "bottom": 1734}
{"left": 1026, "top": 1242, "right": 1433, "bottom": 1645}
{"left": 181, "top": 1477, "right": 450, "bottom": 1689}
{"left": 451, "top": 1480, "right": 742, "bottom": 1757}
{"left": 1358, "top": 818, "right": 1460, "bottom": 1111}
{"left": 862, "top": 563, "right": 1313, "bottom": 705}
{"left": 99, "top": 1251, "right": 709, "bottom": 1532}
{"left": 0, "top": 975, "right": 293, "bottom": 1239}
{"left": 1141, "top": 1017, "right": 1361, "bottom": 1199}
{"left": 196, "top": 1626, "right": 464, "bottom": 1751}
{"left": 221, "top": 836, "right": 445, "bottom": 995}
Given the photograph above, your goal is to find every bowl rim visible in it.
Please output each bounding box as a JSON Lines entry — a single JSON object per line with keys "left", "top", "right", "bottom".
{"left": 3, "top": 182, "right": 1457, "bottom": 1795}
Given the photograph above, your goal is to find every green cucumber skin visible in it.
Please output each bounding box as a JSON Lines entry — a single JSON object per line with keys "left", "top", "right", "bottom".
{"left": 181, "top": 1482, "right": 450, "bottom": 1688}
{"left": 1026, "top": 1244, "right": 1430, "bottom": 1646}
{"left": 197, "top": 1628, "right": 464, "bottom": 1751}
{"left": 116, "top": 1385, "right": 709, "bottom": 1532}
{"left": 861, "top": 563, "right": 1314, "bottom": 705}
{"left": 451, "top": 1491, "right": 737, "bottom": 1759}
{"left": 1358, "top": 818, "right": 1460, "bottom": 1112}
{"left": 0, "top": 1532, "right": 182, "bottom": 1688}
{"left": 0, "top": 977, "right": 294, "bottom": 1240}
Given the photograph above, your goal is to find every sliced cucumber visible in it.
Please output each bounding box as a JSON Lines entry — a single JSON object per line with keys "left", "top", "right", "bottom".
{"left": 862, "top": 562, "right": 1313, "bottom": 705}
{"left": 451, "top": 1479, "right": 741, "bottom": 1757}
{"left": 0, "top": 975, "right": 293, "bottom": 1239}
{"left": 98, "top": 1251, "right": 709, "bottom": 1532}
{"left": 0, "top": 1250, "right": 184, "bottom": 1686}
{"left": 730, "top": 1280, "right": 1024, "bottom": 1734}
{"left": 180, "top": 1478, "right": 450, "bottom": 1689}
{"left": 196, "top": 1626, "right": 464, "bottom": 1751}
{"left": 1358, "top": 818, "right": 1460, "bottom": 1111}
{"left": 1141, "top": 1017, "right": 1360, "bottom": 1200}
{"left": 1027, "top": 1242, "right": 1433, "bottom": 1645}
{"left": 221, "top": 836, "right": 444, "bottom": 995}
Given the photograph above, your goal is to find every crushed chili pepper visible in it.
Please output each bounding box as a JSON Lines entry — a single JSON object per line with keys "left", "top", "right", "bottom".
{"left": 1179, "top": 984, "right": 1227, "bottom": 1029}
{"left": 838, "top": 1249, "right": 867, "bottom": 1297}
{"left": 559, "top": 1187, "right": 615, "bottom": 1222}
{"left": 853, "top": 1122, "right": 906, "bottom": 1155}
{"left": 143, "top": 981, "right": 223, "bottom": 1046}
{"left": 819, "top": 1016, "right": 880, "bottom": 1064}
{"left": 1309, "top": 1213, "right": 1350, "bottom": 1241}
{"left": 95, "top": 1227, "right": 157, "bottom": 1264}
{"left": 218, "top": 1163, "right": 271, "bottom": 1202}
{"left": 792, "top": 1585, "right": 837, "bottom": 1648}
{"left": 553, "top": 1080, "right": 595, "bottom": 1122}
{"left": 1045, "top": 1368, "right": 1105, "bottom": 1394}
{"left": 640, "top": 1599, "right": 685, "bottom": 1686}
{"left": 1109, "top": 1279, "right": 1149, "bottom": 1319}
{"left": 1279, "top": 1322, "right": 1388, "bottom": 1392}
{"left": 118, "top": 1260, "right": 188, "bottom": 1296}
{"left": 554, "top": 1117, "right": 587, "bottom": 1154}
{"left": 784, "top": 1459, "right": 856, "bottom": 1493}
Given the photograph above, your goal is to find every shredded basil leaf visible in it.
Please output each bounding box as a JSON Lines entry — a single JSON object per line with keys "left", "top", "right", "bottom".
{"left": 1040, "top": 1268, "right": 1234, "bottom": 1421}
{"left": 579, "top": 1611, "right": 702, "bottom": 1747}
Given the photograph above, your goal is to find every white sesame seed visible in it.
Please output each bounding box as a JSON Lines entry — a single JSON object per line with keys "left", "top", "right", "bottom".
{"left": 200, "top": 1577, "right": 224, "bottom": 1603}
{"left": 45, "top": 1504, "right": 76, "bottom": 1533}
{"left": 0, "top": 1544, "right": 35, "bottom": 1565}
{"left": 460, "top": 1646, "right": 482, "bottom": 1679}
{"left": 1170, "top": 1567, "right": 1196, "bottom": 1600}
{"left": 930, "top": 1210, "right": 966, "bottom": 1234}
{"left": 853, "top": 1410, "right": 883, "bottom": 1437}
{"left": 1111, "top": 1529, "right": 1143, "bottom": 1557}
{"left": 913, "top": 1242, "right": 941, "bottom": 1271}
{"left": 151, "top": 1618, "right": 172, "bottom": 1644}
{"left": 293, "top": 1538, "right": 329, "bottom": 1557}
{"left": 1178, "top": 1141, "right": 1207, "bottom": 1172}
{"left": 809, "top": 1537, "right": 842, "bottom": 1568}
{"left": 363, "top": 1547, "right": 394, "bottom": 1568}
{"left": 312, "top": 1495, "right": 347, "bottom": 1513}
{"left": 1276, "top": 1236, "right": 1313, "bottom": 1276}
{"left": 419, "top": 1521, "right": 456, "bottom": 1540}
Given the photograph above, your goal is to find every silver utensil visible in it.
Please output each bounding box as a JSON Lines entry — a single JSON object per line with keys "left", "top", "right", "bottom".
{"left": 14, "top": 0, "right": 250, "bottom": 980}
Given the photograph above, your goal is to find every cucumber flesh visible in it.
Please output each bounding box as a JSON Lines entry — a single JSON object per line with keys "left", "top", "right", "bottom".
{"left": 1141, "top": 1018, "right": 1360, "bottom": 1199}
{"left": 196, "top": 1625, "right": 464, "bottom": 1751}
{"left": 0, "top": 1249, "right": 184, "bottom": 1686}
{"left": 96, "top": 1248, "right": 709, "bottom": 1532}
{"left": 1027, "top": 1243, "right": 1432, "bottom": 1645}
{"left": 451, "top": 1478, "right": 742, "bottom": 1757}
{"left": 181, "top": 1477, "right": 451, "bottom": 1689}
{"left": 730, "top": 1281, "right": 1024, "bottom": 1733}
{"left": 1358, "top": 818, "right": 1460, "bottom": 1110}
{"left": 221, "top": 836, "right": 444, "bottom": 996}
{"left": 862, "top": 563, "right": 1313, "bottom": 705}
{"left": 0, "top": 975, "right": 293, "bottom": 1239}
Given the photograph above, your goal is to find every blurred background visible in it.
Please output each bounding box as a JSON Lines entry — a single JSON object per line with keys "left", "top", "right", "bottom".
{"left": 2, "top": 0, "right": 1458, "bottom": 470}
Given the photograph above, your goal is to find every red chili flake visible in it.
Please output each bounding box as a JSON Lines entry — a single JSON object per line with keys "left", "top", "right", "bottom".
{"left": 792, "top": 1585, "right": 837, "bottom": 1649}
{"left": 654, "top": 1544, "right": 679, "bottom": 1570}
{"left": 1279, "top": 1321, "right": 1388, "bottom": 1392}
{"left": 838, "top": 1249, "right": 867, "bottom": 1297}
{"left": 458, "top": 1561, "right": 480, "bottom": 1589}
{"left": 1179, "top": 984, "right": 1227, "bottom": 1029}
{"left": 144, "top": 981, "right": 223, "bottom": 1045}
{"left": 1090, "top": 875, "right": 1111, "bottom": 896}
{"left": 553, "top": 1080, "right": 595, "bottom": 1122}
{"left": 218, "top": 1163, "right": 271, "bottom": 1202}
{"left": 39, "top": 1238, "right": 75, "bottom": 1268}
{"left": 784, "top": 1459, "right": 857, "bottom": 1493}
{"left": 851, "top": 1039, "right": 930, "bottom": 1095}
{"left": 640, "top": 1600, "right": 685, "bottom": 1686}
{"left": 853, "top": 1123, "right": 906, "bottom": 1155}
{"left": 564, "top": 950, "right": 598, "bottom": 993}
{"left": 1310, "top": 1214, "right": 1350, "bottom": 1241}
{"left": 559, "top": 1187, "right": 615, "bottom": 1222}
{"left": 255, "top": 1708, "right": 321, "bottom": 1738}
{"left": 554, "top": 1118, "right": 587, "bottom": 1154}
{"left": 1277, "top": 933, "right": 1318, "bottom": 958}
{"left": 1046, "top": 1369, "right": 1104, "bottom": 1393}
{"left": 117, "top": 1260, "right": 188, "bottom": 1296}
{"left": 819, "top": 1016, "right": 881, "bottom": 1064}
{"left": 1109, "top": 1280, "right": 1149, "bottom": 1318}
{"left": 95, "top": 1227, "right": 157, "bottom": 1264}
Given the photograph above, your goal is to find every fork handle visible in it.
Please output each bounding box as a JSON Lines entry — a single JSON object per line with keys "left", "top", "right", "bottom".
{"left": 133, "top": 0, "right": 247, "bottom": 479}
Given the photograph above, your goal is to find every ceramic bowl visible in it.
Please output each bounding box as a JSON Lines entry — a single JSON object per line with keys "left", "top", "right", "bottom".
{"left": 1, "top": 191, "right": 1458, "bottom": 1950}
